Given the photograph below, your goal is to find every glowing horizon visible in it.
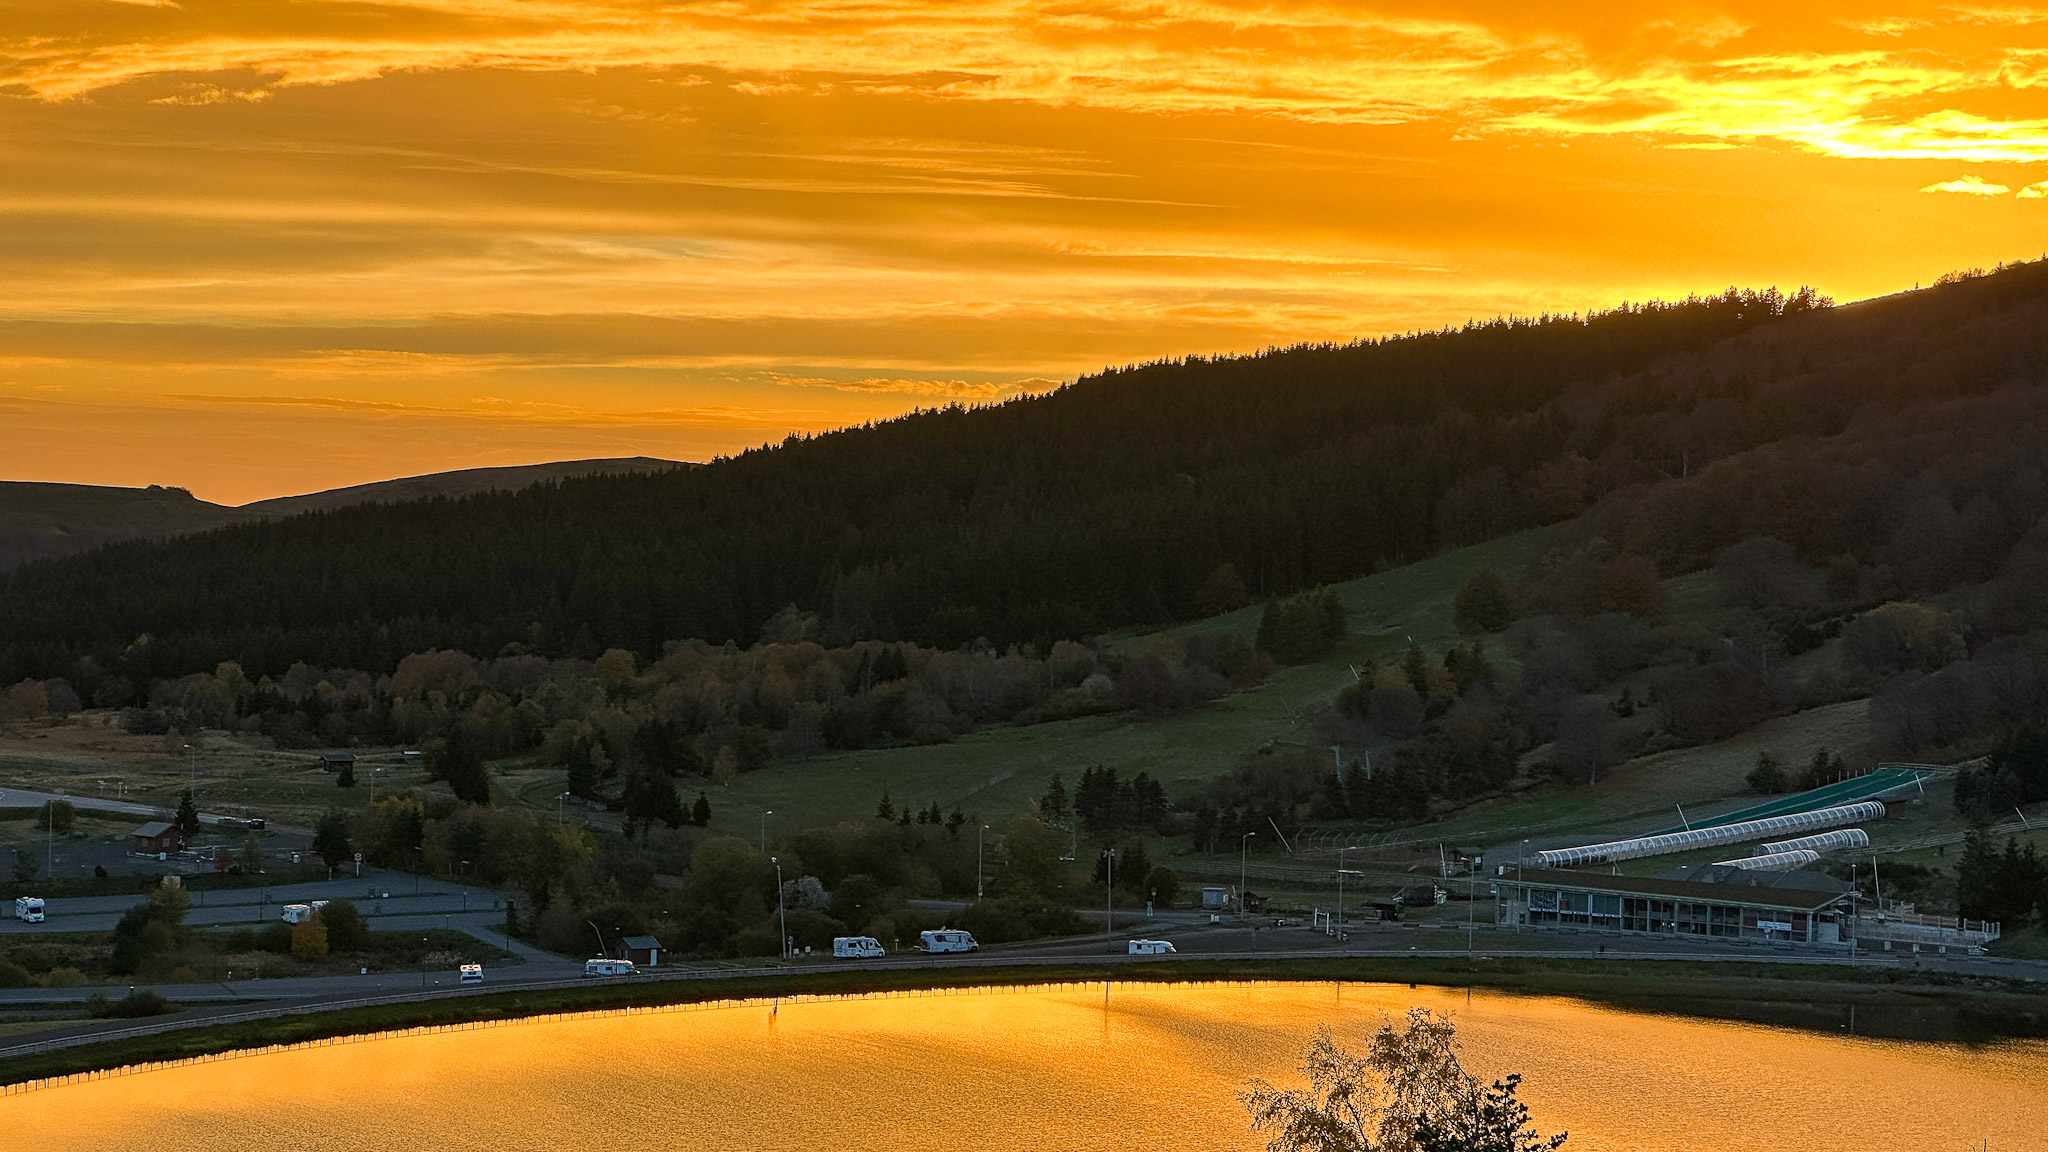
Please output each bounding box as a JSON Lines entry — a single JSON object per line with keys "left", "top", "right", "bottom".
{"left": 4, "top": 1, "right": 2047, "bottom": 503}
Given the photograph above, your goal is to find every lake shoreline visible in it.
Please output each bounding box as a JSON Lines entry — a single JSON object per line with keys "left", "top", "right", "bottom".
{"left": 2, "top": 955, "right": 2043, "bottom": 1085}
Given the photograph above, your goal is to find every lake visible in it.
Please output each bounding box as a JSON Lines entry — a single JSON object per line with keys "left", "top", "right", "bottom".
{"left": 1, "top": 981, "right": 2041, "bottom": 1150}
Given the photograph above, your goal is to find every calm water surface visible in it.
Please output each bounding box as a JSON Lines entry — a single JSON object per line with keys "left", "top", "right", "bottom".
{"left": 1, "top": 982, "right": 2041, "bottom": 1151}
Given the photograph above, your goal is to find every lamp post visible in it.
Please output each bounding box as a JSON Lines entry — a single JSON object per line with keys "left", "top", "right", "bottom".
{"left": 772, "top": 856, "right": 787, "bottom": 960}
{"left": 556, "top": 791, "right": 571, "bottom": 825}
{"left": 1337, "top": 844, "right": 1347, "bottom": 937}
{"left": 976, "top": 824, "right": 990, "bottom": 899}
{"left": 1239, "top": 832, "right": 1257, "bottom": 917}
{"left": 1103, "top": 847, "right": 1117, "bottom": 934}
{"left": 760, "top": 810, "right": 773, "bottom": 854}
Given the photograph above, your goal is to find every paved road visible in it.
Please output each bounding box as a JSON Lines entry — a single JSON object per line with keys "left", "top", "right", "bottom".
{"left": 0, "top": 786, "right": 306, "bottom": 835}
{"left": 5, "top": 925, "right": 2043, "bottom": 1069}
{"left": 2, "top": 900, "right": 2044, "bottom": 1069}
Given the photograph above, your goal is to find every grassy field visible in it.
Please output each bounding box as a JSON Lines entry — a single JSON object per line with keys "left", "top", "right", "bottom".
{"left": 705, "top": 526, "right": 1564, "bottom": 837}
{"left": 1, "top": 952, "right": 2042, "bottom": 1085}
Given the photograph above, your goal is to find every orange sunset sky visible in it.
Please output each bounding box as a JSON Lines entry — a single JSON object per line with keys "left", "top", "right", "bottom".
{"left": 4, "top": 1, "right": 2047, "bottom": 504}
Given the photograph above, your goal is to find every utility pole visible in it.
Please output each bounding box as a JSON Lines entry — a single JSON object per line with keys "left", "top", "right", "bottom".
{"left": 772, "top": 856, "right": 788, "bottom": 960}
{"left": 1240, "top": 832, "right": 1257, "bottom": 918}
{"left": 760, "top": 809, "right": 773, "bottom": 854}
{"left": 1337, "top": 844, "right": 1347, "bottom": 938}
{"left": 976, "top": 824, "right": 989, "bottom": 899}
{"left": 1103, "top": 847, "right": 1117, "bottom": 934}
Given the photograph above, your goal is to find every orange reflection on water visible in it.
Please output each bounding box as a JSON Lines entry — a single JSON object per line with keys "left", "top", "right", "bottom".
{"left": 1, "top": 982, "right": 2042, "bottom": 1151}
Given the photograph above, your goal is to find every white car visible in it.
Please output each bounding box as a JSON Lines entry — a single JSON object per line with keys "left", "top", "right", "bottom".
{"left": 1128, "top": 939, "right": 1176, "bottom": 955}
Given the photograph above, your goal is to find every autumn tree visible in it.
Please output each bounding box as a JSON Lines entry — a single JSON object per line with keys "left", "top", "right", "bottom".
{"left": 1243, "top": 1010, "right": 1564, "bottom": 1152}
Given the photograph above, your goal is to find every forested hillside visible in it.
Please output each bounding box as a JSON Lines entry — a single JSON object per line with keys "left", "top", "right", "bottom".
{"left": 0, "top": 285, "right": 1846, "bottom": 687}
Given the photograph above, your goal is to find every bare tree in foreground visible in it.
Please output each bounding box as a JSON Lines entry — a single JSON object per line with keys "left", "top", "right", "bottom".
{"left": 1242, "top": 1008, "right": 1566, "bottom": 1152}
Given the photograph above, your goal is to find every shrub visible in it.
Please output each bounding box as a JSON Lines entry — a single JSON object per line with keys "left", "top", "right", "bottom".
{"left": 291, "top": 916, "right": 330, "bottom": 961}
{"left": 1746, "top": 751, "right": 1789, "bottom": 794}
{"left": 320, "top": 899, "right": 370, "bottom": 952}
{"left": 41, "top": 967, "right": 86, "bottom": 988}
{"left": 86, "top": 989, "right": 172, "bottom": 1019}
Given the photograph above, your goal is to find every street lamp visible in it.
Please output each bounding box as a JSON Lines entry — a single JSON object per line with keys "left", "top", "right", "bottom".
{"left": 556, "top": 791, "right": 571, "bottom": 825}
{"left": 1102, "top": 847, "right": 1117, "bottom": 934}
{"left": 772, "top": 856, "right": 788, "bottom": 960}
{"left": 760, "top": 809, "right": 774, "bottom": 854}
{"left": 976, "top": 824, "right": 990, "bottom": 899}
{"left": 1240, "top": 832, "right": 1257, "bottom": 917}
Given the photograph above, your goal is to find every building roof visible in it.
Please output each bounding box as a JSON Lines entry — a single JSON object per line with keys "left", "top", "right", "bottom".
{"left": 621, "top": 936, "right": 661, "bottom": 950}
{"left": 133, "top": 821, "right": 175, "bottom": 838}
{"left": 1665, "top": 863, "right": 1854, "bottom": 894}
{"left": 1506, "top": 867, "right": 1851, "bottom": 912}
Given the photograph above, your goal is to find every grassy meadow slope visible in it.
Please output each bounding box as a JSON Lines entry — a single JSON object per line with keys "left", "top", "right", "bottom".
{"left": 701, "top": 527, "right": 1561, "bottom": 834}
{"left": 0, "top": 483, "right": 249, "bottom": 569}
{"left": 0, "top": 457, "right": 686, "bottom": 570}
{"left": 242, "top": 456, "right": 685, "bottom": 516}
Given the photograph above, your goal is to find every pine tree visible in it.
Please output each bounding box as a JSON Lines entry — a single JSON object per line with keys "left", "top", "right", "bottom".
{"left": 1039, "top": 774, "right": 1069, "bottom": 823}
{"left": 337, "top": 759, "right": 356, "bottom": 788}
{"left": 1401, "top": 643, "right": 1430, "bottom": 697}
{"left": 875, "top": 791, "right": 895, "bottom": 821}
{"left": 691, "top": 791, "right": 712, "bottom": 826}
{"left": 312, "top": 810, "right": 353, "bottom": 872}
{"left": 174, "top": 789, "right": 201, "bottom": 837}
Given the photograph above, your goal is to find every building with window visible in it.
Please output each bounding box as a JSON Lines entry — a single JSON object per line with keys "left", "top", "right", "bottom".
{"left": 1497, "top": 865, "right": 1855, "bottom": 947}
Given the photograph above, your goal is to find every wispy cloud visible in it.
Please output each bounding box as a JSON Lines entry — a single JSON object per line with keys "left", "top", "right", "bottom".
{"left": 1921, "top": 174, "right": 2012, "bottom": 194}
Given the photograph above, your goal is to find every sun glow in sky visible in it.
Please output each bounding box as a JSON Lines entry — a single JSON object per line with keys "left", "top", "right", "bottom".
{"left": 5, "top": 1, "right": 2048, "bottom": 502}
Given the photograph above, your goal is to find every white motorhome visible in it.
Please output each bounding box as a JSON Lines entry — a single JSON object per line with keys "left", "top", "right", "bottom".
{"left": 459, "top": 964, "right": 484, "bottom": 984}
{"left": 832, "top": 936, "right": 885, "bottom": 959}
{"left": 13, "top": 897, "right": 44, "bottom": 924}
{"left": 917, "top": 928, "right": 978, "bottom": 954}
{"left": 584, "top": 958, "right": 638, "bottom": 977}
{"left": 1127, "top": 939, "right": 1175, "bottom": 955}
{"left": 280, "top": 900, "right": 329, "bottom": 925}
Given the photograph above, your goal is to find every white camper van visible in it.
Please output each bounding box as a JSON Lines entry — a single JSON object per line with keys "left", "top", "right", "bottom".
{"left": 13, "top": 896, "right": 44, "bottom": 924}
{"left": 1127, "top": 939, "right": 1175, "bottom": 955}
{"left": 459, "top": 964, "right": 484, "bottom": 984}
{"left": 917, "top": 928, "right": 978, "bottom": 954}
{"left": 832, "top": 936, "right": 885, "bottom": 959}
{"left": 584, "top": 958, "right": 638, "bottom": 977}
{"left": 279, "top": 900, "right": 329, "bottom": 925}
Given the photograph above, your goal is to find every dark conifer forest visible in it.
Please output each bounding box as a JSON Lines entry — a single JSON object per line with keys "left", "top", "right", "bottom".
{"left": 6, "top": 263, "right": 2048, "bottom": 701}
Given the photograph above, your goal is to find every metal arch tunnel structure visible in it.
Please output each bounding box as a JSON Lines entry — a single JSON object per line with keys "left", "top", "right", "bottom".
{"left": 1755, "top": 828, "right": 1870, "bottom": 856}
{"left": 1712, "top": 849, "right": 1823, "bottom": 871}
{"left": 1533, "top": 802, "right": 1885, "bottom": 868}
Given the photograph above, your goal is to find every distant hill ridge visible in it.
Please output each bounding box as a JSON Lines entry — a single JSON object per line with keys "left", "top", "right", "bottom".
{"left": 0, "top": 457, "right": 684, "bottom": 570}
{"left": 7, "top": 262, "right": 2048, "bottom": 690}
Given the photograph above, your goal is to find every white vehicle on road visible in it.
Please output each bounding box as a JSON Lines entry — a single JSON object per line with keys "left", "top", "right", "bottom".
{"left": 917, "top": 928, "right": 978, "bottom": 954}
{"left": 832, "top": 936, "right": 885, "bottom": 959}
{"left": 584, "top": 958, "right": 638, "bottom": 977}
{"left": 13, "top": 897, "right": 44, "bottom": 924}
{"left": 1127, "top": 939, "right": 1175, "bottom": 955}
{"left": 459, "top": 964, "right": 484, "bottom": 984}
{"left": 279, "top": 900, "right": 329, "bottom": 925}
